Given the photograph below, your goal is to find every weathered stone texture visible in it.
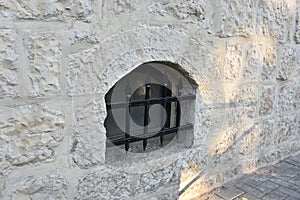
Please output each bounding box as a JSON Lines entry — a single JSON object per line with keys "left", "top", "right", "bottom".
{"left": 148, "top": 0, "right": 206, "bottom": 24}
{"left": 71, "top": 101, "right": 106, "bottom": 168}
{"left": 275, "top": 115, "right": 297, "bottom": 145}
{"left": 261, "top": 44, "right": 277, "bottom": 81}
{"left": 258, "top": 119, "right": 275, "bottom": 149}
{"left": 76, "top": 168, "right": 132, "bottom": 200}
{"left": 110, "top": 0, "right": 138, "bottom": 15}
{"left": 70, "top": 30, "right": 99, "bottom": 45}
{"left": 134, "top": 26, "right": 189, "bottom": 58}
{"left": 0, "top": 104, "right": 64, "bottom": 174}
{"left": 0, "top": 0, "right": 94, "bottom": 22}
{"left": 0, "top": 29, "right": 18, "bottom": 99}
{"left": 99, "top": 33, "right": 133, "bottom": 67}
{"left": 67, "top": 48, "right": 100, "bottom": 96}
{"left": 259, "top": 85, "right": 276, "bottom": 116}
{"left": 277, "top": 84, "right": 296, "bottom": 114}
{"left": 24, "top": 33, "right": 62, "bottom": 97}
{"left": 229, "top": 85, "right": 258, "bottom": 119}
{"left": 213, "top": 0, "right": 256, "bottom": 37}
{"left": 277, "top": 46, "right": 296, "bottom": 81}
{"left": 136, "top": 162, "right": 180, "bottom": 195}
{"left": 2, "top": 173, "right": 67, "bottom": 200}
{"left": 257, "top": 0, "right": 296, "bottom": 43}
{"left": 224, "top": 41, "right": 242, "bottom": 81}
{"left": 244, "top": 42, "right": 261, "bottom": 81}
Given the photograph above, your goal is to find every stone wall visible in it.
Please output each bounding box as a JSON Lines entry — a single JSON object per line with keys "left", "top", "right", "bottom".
{"left": 0, "top": 0, "right": 299, "bottom": 199}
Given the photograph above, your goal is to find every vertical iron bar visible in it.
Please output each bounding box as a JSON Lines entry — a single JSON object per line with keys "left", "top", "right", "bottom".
{"left": 143, "top": 75, "right": 151, "bottom": 151}
{"left": 176, "top": 78, "right": 182, "bottom": 140}
{"left": 125, "top": 82, "right": 131, "bottom": 152}
{"left": 160, "top": 72, "right": 168, "bottom": 146}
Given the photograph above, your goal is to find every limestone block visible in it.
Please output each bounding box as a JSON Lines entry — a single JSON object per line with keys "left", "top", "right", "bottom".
{"left": 99, "top": 33, "right": 133, "bottom": 67}
{"left": 63, "top": 0, "right": 94, "bottom": 21}
{"left": 2, "top": 173, "right": 67, "bottom": 200}
{"left": 70, "top": 30, "right": 99, "bottom": 45}
{"left": 0, "top": 29, "right": 18, "bottom": 99}
{"left": 259, "top": 85, "right": 276, "bottom": 116}
{"left": 110, "top": 0, "right": 138, "bottom": 15}
{"left": 212, "top": 0, "right": 256, "bottom": 37}
{"left": 71, "top": 101, "right": 106, "bottom": 168}
{"left": 295, "top": 7, "right": 300, "bottom": 43}
{"left": 224, "top": 41, "right": 242, "bottom": 81}
{"left": 134, "top": 25, "right": 189, "bottom": 58}
{"left": 200, "top": 108, "right": 225, "bottom": 141}
{"left": 230, "top": 85, "right": 258, "bottom": 105}
{"left": 76, "top": 168, "right": 132, "bottom": 200}
{"left": 244, "top": 42, "right": 262, "bottom": 81}
{"left": 229, "top": 85, "right": 258, "bottom": 118}
{"left": 258, "top": 119, "right": 275, "bottom": 149}
{"left": 275, "top": 115, "right": 297, "bottom": 145}
{"left": 235, "top": 124, "right": 260, "bottom": 156}
{"left": 211, "top": 127, "right": 237, "bottom": 157}
{"left": 0, "top": 104, "right": 64, "bottom": 172}
{"left": 23, "top": 33, "right": 62, "bottom": 97}
{"left": 0, "top": 0, "right": 93, "bottom": 22}
{"left": 277, "top": 83, "right": 296, "bottom": 114}
{"left": 257, "top": 0, "right": 296, "bottom": 43}
{"left": 261, "top": 44, "right": 277, "bottom": 81}
{"left": 277, "top": 46, "right": 296, "bottom": 81}
{"left": 183, "top": 38, "right": 221, "bottom": 85}
{"left": 148, "top": 0, "right": 206, "bottom": 24}
{"left": 135, "top": 162, "right": 180, "bottom": 195}
{"left": 67, "top": 48, "right": 100, "bottom": 96}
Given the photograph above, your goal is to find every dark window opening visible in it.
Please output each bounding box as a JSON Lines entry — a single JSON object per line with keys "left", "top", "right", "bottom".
{"left": 104, "top": 62, "right": 195, "bottom": 152}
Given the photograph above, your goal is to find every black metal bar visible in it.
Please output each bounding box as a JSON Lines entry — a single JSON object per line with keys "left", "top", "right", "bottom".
{"left": 175, "top": 78, "right": 183, "bottom": 140}
{"left": 125, "top": 82, "right": 131, "bottom": 152}
{"left": 143, "top": 75, "right": 151, "bottom": 150}
{"left": 107, "top": 124, "right": 193, "bottom": 146}
{"left": 106, "top": 94, "right": 195, "bottom": 110}
{"left": 160, "top": 72, "right": 168, "bottom": 146}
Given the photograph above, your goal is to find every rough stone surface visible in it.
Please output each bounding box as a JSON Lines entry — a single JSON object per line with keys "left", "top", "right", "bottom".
{"left": 0, "top": 104, "right": 64, "bottom": 174}
{"left": 259, "top": 85, "right": 276, "bottom": 116}
{"left": 224, "top": 41, "right": 242, "bottom": 81}
{"left": 0, "top": 29, "right": 18, "bottom": 99}
{"left": 257, "top": 0, "right": 296, "bottom": 43}
{"left": 277, "top": 83, "right": 296, "bottom": 114}
{"left": 0, "top": 0, "right": 94, "bottom": 22}
{"left": 277, "top": 46, "right": 296, "bottom": 81}
{"left": 261, "top": 44, "right": 277, "bottom": 81}
{"left": 23, "top": 33, "right": 62, "bottom": 97}
{"left": 76, "top": 168, "right": 132, "bottom": 200}
{"left": 135, "top": 162, "right": 180, "bottom": 195}
{"left": 213, "top": 0, "right": 256, "bottom": 37}
{"left": 70, "top": 101, "right": 106, "bottom": 168}
{"left": 148, "top": 0, "right": 206, "bottom": 24}
{"left": 110, "top": 0, "right": 138, "bottom": 15}
{"left": 2, "top": 173, "right": 67, "bottom": 200}
{"left": 0, "top": 0, "right": 299, "bottom": 199}
{"left": 67, "top": 48, "right": 100, "bottom": 96}
{"left": 244, "top": 42, "right": 261, "bottom": 81}
{"left": 275, "top": 115, "right": 297, "bottom": 145}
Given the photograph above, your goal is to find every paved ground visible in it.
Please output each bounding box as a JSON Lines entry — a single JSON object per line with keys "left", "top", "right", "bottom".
{"left": 200, "top": 153, "right": 300, "bottom": 200}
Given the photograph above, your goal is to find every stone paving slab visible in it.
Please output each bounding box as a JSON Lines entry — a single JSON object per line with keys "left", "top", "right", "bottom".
{"left": 199, "top": 153, "right": 300, "bottom": 200}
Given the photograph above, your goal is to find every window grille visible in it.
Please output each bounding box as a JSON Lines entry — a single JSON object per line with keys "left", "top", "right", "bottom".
{"left": 105, "top": 71, "right": 195, "bottom": 151}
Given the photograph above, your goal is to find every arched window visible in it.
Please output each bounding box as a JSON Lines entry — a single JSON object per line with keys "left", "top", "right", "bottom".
{"left": 105, "top": 62, "right": 196, "bottom": 152}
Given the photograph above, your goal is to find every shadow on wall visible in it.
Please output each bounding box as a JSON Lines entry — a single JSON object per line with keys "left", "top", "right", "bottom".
{"left": 178, "top": 34, "right": 300, "bottom": 199}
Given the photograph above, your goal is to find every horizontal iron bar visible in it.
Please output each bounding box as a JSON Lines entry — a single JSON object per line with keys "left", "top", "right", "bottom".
{"left": 107, "top": 124, "right": 193, "bottom": 147}
{"left": 106, "top": 94, "right": 196, "bottom": 110}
